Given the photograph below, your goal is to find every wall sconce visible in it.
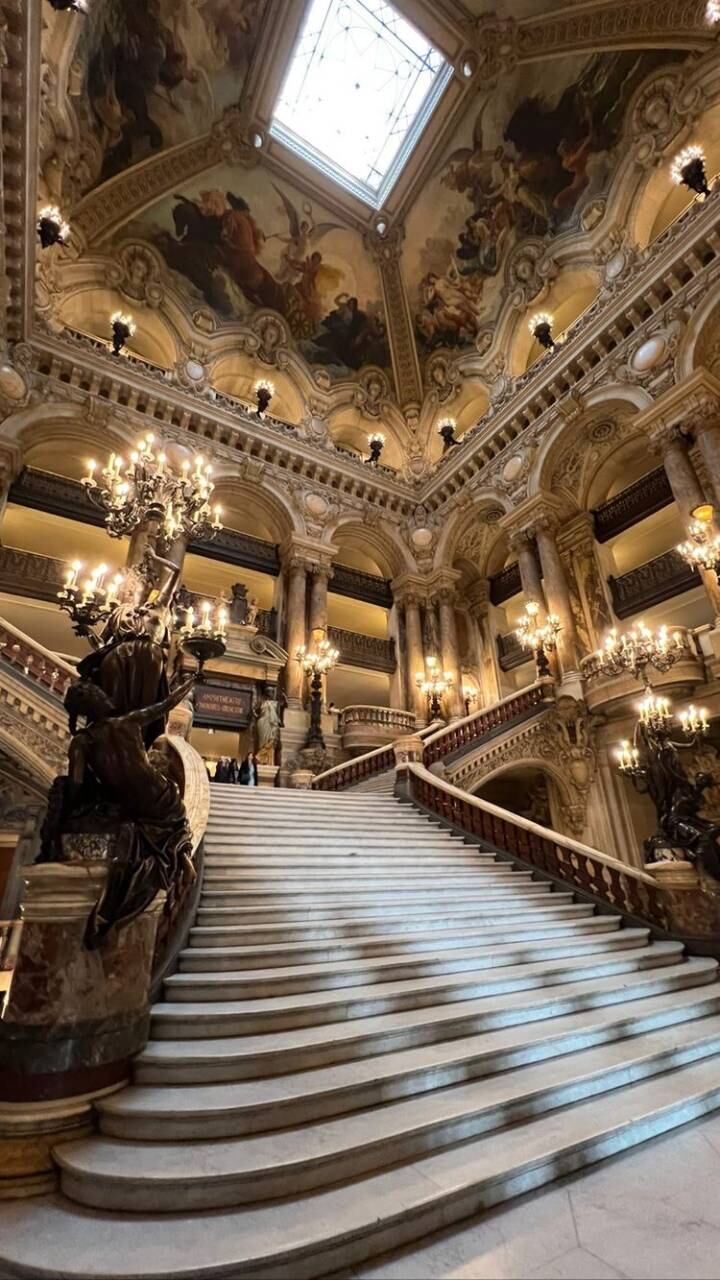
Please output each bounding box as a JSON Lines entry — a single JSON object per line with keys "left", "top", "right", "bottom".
{"left": 37, "top": 206, "right": 70, "bottom": 249}
{"left": 529, "top": 312, "right": 556, "bottom": 351}
{"left": 254, "top": 378, "right": 275, "bottom": 415}
{"left": 462, "top": 685, "right": 478, "bottom": 716}
{"left": 438, "top": 417, "right": 459, "bottom": 452}
{"left": 366, "top": 432, "right": 385, "bottom": 465}
{"left": 670, "top": 145, "right": 712, "bottom": 199}
{"left": 110, "top": 312, "right": 135, "bottom": 356}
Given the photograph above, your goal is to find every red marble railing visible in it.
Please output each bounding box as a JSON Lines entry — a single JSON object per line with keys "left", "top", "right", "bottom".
{"left": 423, "top": 680, "right": 554, "bottom": 766}
{"left": 0, "top": 619, "right": 75, "bottom": 700}
{"left": 312, "top": 741, "right": 397, "bottom": 791}
{"left": 404, "top": 763, "right": 669, "bottom": 932}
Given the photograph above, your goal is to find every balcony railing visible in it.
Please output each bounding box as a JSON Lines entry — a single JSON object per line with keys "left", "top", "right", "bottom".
{"left": 497, "top": 630, "right": 533, "bottom": 672}
{"left": 608, "top": 549, "right": 699, "bottom": 619}
{"left": 423, "top": 681, "right": 554, "bottom": 766}
{"left": 327, "top": 626, "right": 396, "bottom": 672}
{"left": 489, "top": 562, "right": 521, "bottom": 606}
{"left": 593, "top": 467, "right": 673, "bottom": 543}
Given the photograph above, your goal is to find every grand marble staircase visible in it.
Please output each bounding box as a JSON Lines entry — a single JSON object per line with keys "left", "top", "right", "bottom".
{"left": 2, "top": 784, "right": 720, "bottom": 1279}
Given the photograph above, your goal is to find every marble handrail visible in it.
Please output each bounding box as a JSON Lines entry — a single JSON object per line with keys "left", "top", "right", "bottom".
{"left": 403, "top": 762, "right": 668, "bottom": 931}
{"left": 422, "top": 680, "right": 554, "bottom": 765}
{"left": 312, "top": 719, "right": 442, "bottom": 791}
{"left": 0, "top": 617, "right": 75, "bottom": 700}
{"left": 339, "top": 705, "right": 416, "bottom": 731}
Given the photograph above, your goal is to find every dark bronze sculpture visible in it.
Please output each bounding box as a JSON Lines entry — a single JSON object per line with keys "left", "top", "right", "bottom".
{"left": 623, "top": 720, "right": 720, "bottom": 877}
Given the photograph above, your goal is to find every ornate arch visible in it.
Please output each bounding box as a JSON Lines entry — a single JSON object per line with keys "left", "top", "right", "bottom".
{"left": 210, "top": 471, "right": 304, "bottom": 541}
{"left": 433, "top": 494, "right": 511, "bottom": 573}
{"left": 326, "top": 515, "right": 416, "bottom": 578}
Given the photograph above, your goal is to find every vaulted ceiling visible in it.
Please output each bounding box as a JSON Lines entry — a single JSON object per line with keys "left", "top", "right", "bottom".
{"left": 21, "top": 0, "right": 720, "bottom": 450}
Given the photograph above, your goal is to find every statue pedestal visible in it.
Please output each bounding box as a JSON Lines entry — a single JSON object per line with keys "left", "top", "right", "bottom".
{"left": 646, "top": 858, "right": 720, "bottom": 940}
{"left": 0, "top": 861, "right": 165, "bottom": 1198}
{"left": 257, "top": 764, "right": 279, "bottom": 788}
{"left": 290, "top": 769, "right": 314, "bottom": 790}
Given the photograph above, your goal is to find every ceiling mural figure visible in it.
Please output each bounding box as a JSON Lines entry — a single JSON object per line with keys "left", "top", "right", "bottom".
{"left": 405, "top": 49, "right": 686, "bottom": 364}
{"left": 122, "top": 164, "right": 393, "bottom": 384}
{"left": 76, "top": 0, "right": 267, "bottom": 193}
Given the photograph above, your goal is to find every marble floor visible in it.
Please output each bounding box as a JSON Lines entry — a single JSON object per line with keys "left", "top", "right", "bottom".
{"left": 345, "top": 1113, "right": 720, "bottom": 1280}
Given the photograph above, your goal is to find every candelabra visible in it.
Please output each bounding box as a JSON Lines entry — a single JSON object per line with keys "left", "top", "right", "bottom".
{"left": 178, "top": 600, "right": 228, "bottom": 671}
{"left": 529, "top": 312, "right": 556, "bottom": 351}
{"left": 677, "top": 503, "right": 720, "bottom": 573}
{"left": 296, "top": 636, "right": 339, "bottom": 749}
{"left": 82, "top": 434, "right": 222, "bottom": 550}
{"left": 254, "top": 378, "right": 275, "bottom": 415}
{"left": 416, "top": 656, "right": 453, "bottom": 719}
{"left": 366, "top": 433, "right": 385, "bottom": 465}
{"left": 515, "top": 600, "right": 561, "bottom": 679}
{"left": 463, "top": 686, "right": 478, "bottom": 717}
{"left": 591, "top": 622, "right": 685, "bottom": 684}
{"left": 671, "top": 145, "right": 712, "bottom": 199}
{"left": 438, "top": 418, "right": 459, "bottom": 452}
{"left": 57, "top": 561, "right": 125, "bottom": 637}
{"left": 37, "top": 205, "right": 70, "bottom": 249}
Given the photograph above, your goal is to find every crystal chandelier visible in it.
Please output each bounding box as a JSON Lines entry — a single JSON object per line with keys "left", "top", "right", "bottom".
{"left": 677, "top": 504, "right": 720, "bottom": 573}
{"left": 82, "top": 434, "right": 222, "bottom": 550}
{"left": 515, "top": 600, "right": 561, "bottom": 678}
{"left": 591, "top": 622, "right": 685, "bottom": 683}
{"left": 416, "top": 656, "right": 453, "bottom": 718}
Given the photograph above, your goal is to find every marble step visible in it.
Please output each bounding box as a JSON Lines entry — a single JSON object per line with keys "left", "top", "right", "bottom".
{"left": 5, "top": 1055, "right": 720, "bottom": 1279}
{"left": 198, "top": 883, "right": 545, "bottom": 906}
{"left": 165, "top": 929, "right": 647, "bottom": 1004}
{"left": 189, "top": 901, "right": 593, "bottom": 946}
{"left": 57, "top": 1016, "right": 720, "bottom": 1213}
{"left": 201, "top": 869, "right": 533, "bottom": 886}
{"left": 176, "top": 915, "right": 620, "bottom": 973}
{"left": 195, "top": 885, "right": 567, "bottom": 926}
{"left": 100, "top": 983, "right": 720, "bottom": 1140}
{"left": 136, "top": 957, "right": 717, "bottom": 1083}
{"left": 154, "top": 940, "right": 676, "bottom": 1037}
{"left": 203, "top": 852, "right": 496, "bottom": 867}
{"left": 205, "top": 830, "right": 470, "bottom": 844}
{"left": 205, "top": 815, "right": 443, "bottom": 828}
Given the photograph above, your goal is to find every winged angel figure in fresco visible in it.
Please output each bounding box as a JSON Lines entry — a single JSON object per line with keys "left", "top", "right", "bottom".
{"left": 156, "top": 184, "right": 390, "bottom": 374}
{"left": 415, "top": 50, "right": 668, "bottom": 355}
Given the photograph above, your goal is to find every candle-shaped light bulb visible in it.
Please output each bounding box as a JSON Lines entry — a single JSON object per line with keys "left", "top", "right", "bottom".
{"left": 185, "top": 606, "right": 195, "bottom": 632}
{"left": 130, "top": 450, "right": 139, "bottom": 465}
{"left": 200, "top": 600, "right": 212, "bottom": 631}
{"left": 217, "top": 607, "right": 228, "bottom": 636}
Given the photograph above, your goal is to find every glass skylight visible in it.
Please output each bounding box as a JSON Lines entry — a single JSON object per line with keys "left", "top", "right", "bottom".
{"left": 271, "top": 0, "right": 452, "bottom": 208}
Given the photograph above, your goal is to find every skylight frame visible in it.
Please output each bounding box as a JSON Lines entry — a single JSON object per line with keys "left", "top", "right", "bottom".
{"left": 270, "top": 0, "right": 453, "bottom": 209}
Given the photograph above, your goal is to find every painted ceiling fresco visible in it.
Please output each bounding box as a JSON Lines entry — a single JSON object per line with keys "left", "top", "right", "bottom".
{"left": 403, "top": 49, "right": 685, "bottom": 367}
{"left": 75, "top": 0, "right": 266, "bottom": 192}
{"left": 123, "top": 164, "right": 393, "bottom": 383}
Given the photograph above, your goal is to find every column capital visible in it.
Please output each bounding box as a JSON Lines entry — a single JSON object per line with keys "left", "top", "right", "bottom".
{"left": 0, "top": 440, "right": 22, "bottom": 489}
{"left": 391, "top": 572, "right": 429, "bottom": 604}
{"left": 279, "top": 535, "right": 336, "bottom": 575}
{"left": 465, "top": 578, "right": 491, "bottom": 618}
{"left": 425, "top": 568, "right": 462, "bottom": 597}
{"left": 556, "top": 511, "right": 595, "bottom": 555}
{"left": 645, "top": 419, "right": 686, "bottom": 459}
{"left": 635, "top": 368, "right": 720, "bottom": 440}
{"left": 499, "top": 493, "right": 565, "bottom": 546}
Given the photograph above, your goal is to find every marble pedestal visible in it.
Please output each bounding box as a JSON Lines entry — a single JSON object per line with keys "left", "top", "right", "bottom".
{"left": 0, "top": 861, "right": 165, "bottom": 1198}
{"left": 646, "top": 858, "right": 720, "bottom": 942}
{"left": 257, "top": 764, "right": 279, "bottom": 788}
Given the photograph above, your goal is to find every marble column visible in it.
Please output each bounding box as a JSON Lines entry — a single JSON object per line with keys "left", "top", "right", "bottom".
{"left": 651, "top": 423, "right": 720, "bottom": 619}
{"left": 534, "top": 518, "right": 580, "bottom": 680}
{"left": 0, "top": 446, "right": 21, "bottom": 545}
{"left": 438, "top": 589, "right": 464, "bottom": 720}
{"left": 509, "top": 531, "right": 546, "bottom": 609}
{"left": 557, "top": 512, "right": 614, "bottom": 653}
{"left": 283, "top": 556, "right": 308, "bottom": 707}
{"left": 403, "top": 595, "right": 427, "bottom": 724}
{"left": 466, "top": 578, "right": 501, "bottom": 705}
{"left": 308, "top": 564, "right": 332, "bottom": 641}
{"left": 692, "top": 416, "right": 720, "bottom": 510}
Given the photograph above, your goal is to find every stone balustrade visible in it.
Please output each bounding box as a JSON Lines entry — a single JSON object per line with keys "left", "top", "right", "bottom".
{"left": 0, "top": 619, "right": 75, "bottom": 700}
{"left": 338, "top": 704, "right": 415, "bottom": 756}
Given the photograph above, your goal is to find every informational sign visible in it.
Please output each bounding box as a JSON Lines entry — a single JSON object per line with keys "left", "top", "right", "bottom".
{"left": 193, "top": 680, "right": 254, "bottom": 728}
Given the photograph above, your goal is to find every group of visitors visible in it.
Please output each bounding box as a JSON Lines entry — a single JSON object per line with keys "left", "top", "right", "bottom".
{"left": 213, "top": 755, "right": 259, "bottom": 785}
